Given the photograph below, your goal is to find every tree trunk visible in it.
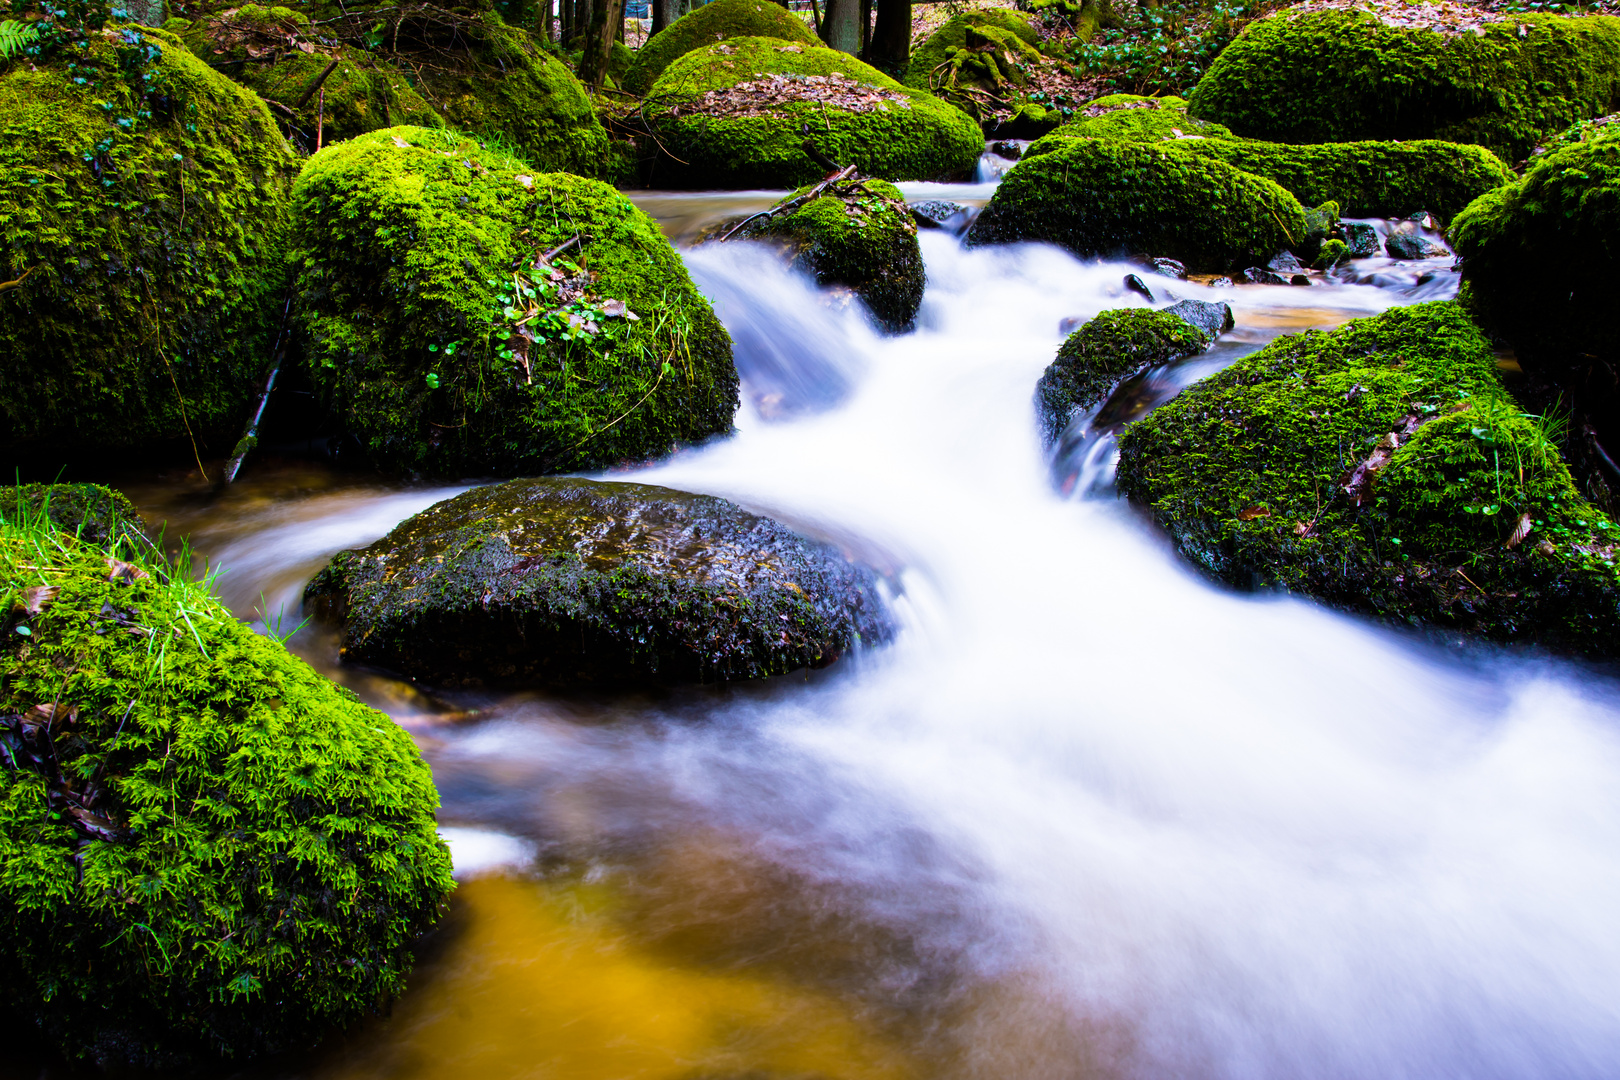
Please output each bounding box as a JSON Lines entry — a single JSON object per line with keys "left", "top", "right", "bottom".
{"left": 867, "top": 0, "right": 908, "bottom": 73}
{"left": 858, "top": 0, "right": 871, "bottom": 56}
{"left": 819, "top": 0, "right": 860, "bottom": 53}
{"left": 652, "top": 0, "right": 683, "bottom": 36}
{"left": 579, "top": 0, "right": 624, "bottom": 89}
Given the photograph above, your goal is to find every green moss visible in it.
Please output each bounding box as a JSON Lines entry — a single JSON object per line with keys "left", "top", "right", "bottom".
{"left": 644, "top": 37, "right": 984, "bottom": 188}
{"left": 967, "top": 136, "right": 1306, "bottom": 273}
{"left": 178, "top": 6, "right": 443, "bottom": 147}
{"left": 902, "top": 10, "right": 1045, "bottom": 126}
{"left": 625, "top": 0, "right": 819, "bottom": 95}
{"left": 740, "top": 178, "right": 924, "bottom": 332}
{"left": 0, "top": 487, "right": 453, "bottom": 1068}
{"left": 609, "top": 39, "right": 635, "bottom": 85}
{"left": 0, "top": 483, "right": 148, "bottom": 549}
{"left": 0, "top": 27, "right": 296, "bottom": 457}
{"left": 304, "top": 476, "right": 894, "bottom": 686}
{"left": 1117, "top": 302, "right": 1620, "bottom": 653}
{"left": 1186, "top": 10, "right": 1620, "bottom": 161}
{"left": 291, "top": 126, "right": 737, "bottom": 477}
{"left": 1035, "top": 308, "right": 1207, "bottom": 446}
{"left": 1024, "top": 94, "right": 1235, "bottom": 151}
{"left": 1533, "top": 111, "right": 1619, "bottom": 156}
{"left": 904, "top": 8, "right": 1039, "bottom": 91}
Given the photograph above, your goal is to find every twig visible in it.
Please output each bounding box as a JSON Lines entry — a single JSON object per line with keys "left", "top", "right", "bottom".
{"left": 294, "top": 57, "right": 342, "bottom": 109}
{"left": 316, "top": 86, "right": 326, "bottom": 150}
{"left": 219, "top": 296, "right": 294, "bottom": 488}
{"left": 0, "top": 265, "right": 39, "bottom": 295}
{"left": 717, "top": 160, "right": 857, "bottom": 242}
{"left": 537, "top": 234, "right": 582, "bottom": 265}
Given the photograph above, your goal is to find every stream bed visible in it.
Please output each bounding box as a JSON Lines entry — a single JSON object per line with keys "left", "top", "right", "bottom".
{"left": 23, "top": 182, "right": 1620, "bottom": 1080}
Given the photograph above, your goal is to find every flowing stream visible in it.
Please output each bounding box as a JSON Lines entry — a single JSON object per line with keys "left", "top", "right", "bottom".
{"left": 36, "top": 179, "right": 1620, "bottom": 1079}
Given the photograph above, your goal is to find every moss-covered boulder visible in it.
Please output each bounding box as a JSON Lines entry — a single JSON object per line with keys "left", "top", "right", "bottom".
{"left": 732, "top": 177, "right": 924, "bottom": 333}
{"left": 1035, "top": 308, "right": 1209, "bottom": 446}
{"left": 1117, "top": 302, "right": 1620, "bottom": 654}
{"left": 1, "top": 483, "right": 149, "bottom": 549}
{"left": 967, "top": 137, "right": 1306, "bottom": 273}
{"left": 902, "top": 9, "right": 1050, "bottom": 131}
{"left": 1, "top": 486, "right": 453, "bottom": 1068}
{"left": 0, "top": 26, "right": 296, "bottom": 458}
{"left": 291, "top": 127, "right": 734, "bottom": 477}
{"left": 304, "top": 477, "right": 894, "bottom": 686}
{"left": 643, "top": 37, "right": 984, "bottom": 188}
{"left": 625, "top": 0, "right": 819, "bottom": 95}
{"left": 176, "top": 6, "right": 443, "bottom": 147}
{"left": 1186, "top": 9, "right": 1620, "bottom": 161}
{"left": 1024, "top": 94, "right": 1236, "bottom": 149}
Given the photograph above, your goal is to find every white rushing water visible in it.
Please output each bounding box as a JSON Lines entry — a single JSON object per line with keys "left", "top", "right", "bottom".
{"left": 165, "top": 219, "right": 1620, "bottom": 1079}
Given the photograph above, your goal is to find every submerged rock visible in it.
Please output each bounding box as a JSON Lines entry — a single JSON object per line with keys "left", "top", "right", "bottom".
{"left": 0, "top": 25, "right": 296, "bottom": 457}
{"left": 290, "top": 127, "right": 736, "bottom": 478}
{"left": 1, "top": 486, "right": 452, "bottom": 1069}
{"left": 967, "top": 138, "right": 1306, "bottom": 273}
{"left": 1185, "top": 8, "right": 1620, "bottom": 161}
{"left": 304, "top": 477, "right": 894, "bottom": 687}
{"left": 642, "top": 37, "right": 984, "bottom": 188}
{"left": 625, "top": 0, "right": 820, "bottom": 94}
{"left": 732, "top": 177, "right": 925, "bottom": 333}
{"left": 1034, "top": 308, "right": 1210, "bottom": 447}
{"left": 1117, "top": 302, "right": 1620, "bottom": 655}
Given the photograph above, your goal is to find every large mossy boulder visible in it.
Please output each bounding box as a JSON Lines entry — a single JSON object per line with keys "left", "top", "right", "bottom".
{"left": 732, "top": 177, "right": 924, "bottom": 333}
{"left": 1025, "top": 94, "right": 1236, "bottom": 147}
{"left": 1035, "top": 308, "right": 1209, "bottom": 446}
{"left": 0, "top": 26, "right": 296, "bottom": 458}
{"left": 291, "top": 127, "right": 737, "bottom": 477}
{"left": 1, "top": 485, "right": 453, "bottom": 1068}
{"left": 625, "top": 0, "right": 820, "bottom": 95}
{"left": 175, "top": 6, "right": 443, "bottom": 147}
{"left": 902, "top": 9, "right": 1049, "bottom": 130}
{"left": 966, "top": 137, "right": 1305, "bottom": 273}
{"left": 643, "top": 37, "right": 984, "bottom": 188}
{"left": 1, "top": 482, "right": 149, "bottom": 549}
{"left": 1186, "top": 9, "right": 1620, "bottom": 161}
{"left": 303, "top": 477, "right": 895, "bottom": 687}
{"left": 1117, "top": 302, "right": 1620, "bottom": 654}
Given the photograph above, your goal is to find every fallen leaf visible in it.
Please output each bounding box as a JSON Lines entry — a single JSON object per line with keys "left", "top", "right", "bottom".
{"left": 1505, "top": 512, "right": 1533, "bottom": 549}
{"left": 104, "top": 558, "right": 150, "bottom": 583}
{"left": 17, "top": 585, "right": 57, "bottom": 615}
{"left": 1238, "top": 505, "right": 1271, "bottom": 521}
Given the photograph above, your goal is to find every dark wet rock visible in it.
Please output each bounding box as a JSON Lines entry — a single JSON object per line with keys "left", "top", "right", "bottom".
{"left": 1209, "top": 276, "right": 1235, "bottom": 288}
{"left": 910, "top": 199, "right": 971, "bottom": 230}
{"left": 1385, "top": 227, "right": 1448, "bottom": 260}
{"left": 304, "top": 477, "right": 894, "bottom": 688}
{"left": 1164, "top": 299, "right": 1235, "bottom": 341}
{"left": 1241, "top": 266, "right": 1288, "bottom": 285}
{"left": 989, "top": 140, "right": 1025, "bottom": 160}
{"left": 1034, "top": 308, "right": 1209, "bottom": 447}
{"left": 1117, "top": 301, "right": 1620, "bottom": 657}
{"left": 1124, "top": 274, "right": 1156, "bottom": 301}
{"left": 1290, "top": 273, "right": 1311, "bottom": 287}
{"left": 1148, "top": 257, "right": 1189, "bottom": 280}
{"left": 1266, "top": 250, "right": 1306, "bottom": 274}
{"left": 1343, "top": 222, "right": 1380, "bottom": 257}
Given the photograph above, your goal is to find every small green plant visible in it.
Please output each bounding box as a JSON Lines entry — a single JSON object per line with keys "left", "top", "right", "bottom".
{"left": 0, "top": 18, "right": 41, "bottom": 58}
{"left": 1064, "top": 0, "right": 1251, "bottom": 95}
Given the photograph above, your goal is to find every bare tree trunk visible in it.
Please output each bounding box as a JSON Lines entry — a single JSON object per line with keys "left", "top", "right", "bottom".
{"left": 819, "top": 0, "right": 859, "bottom": 53}
{"left": 867, "top": 0, "right": 908, "bottom": 73}
{"left": 652, "top": 0, "right": 683, "bottom": 36}
{"left": 580, "top": 0, "right": 624, "bottom": 89}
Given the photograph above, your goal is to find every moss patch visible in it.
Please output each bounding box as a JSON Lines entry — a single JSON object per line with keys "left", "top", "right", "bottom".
{"left": 304, "top": 477, "right": 894, "bottom": 686}
{"left": 1035, "top": 308, "right": 1208, "bottom": 446}
{"left": 1025, "top": 94, "right": 1235, "bottom": 149}
{"left": 644, "top": 37, "right": 984, "bottom": 188}
{"left": 624, "top": 0, "right": 819, "bottom": 95}
{"left": 1186, "top": 9, "right": 1620, "bottom": 162}
{"left": 0, "top": 486, "right": 453, "bottom": 1068}
{"left": 0, "top": 26, "right": 296, "bottom": 457}
{"left": 291, "top": 126, "right": 737, "bottom": 477}
{"left": 1117, "top": 302, "right": 1620, "bottom": 654}
{"left": 737, "top": 177, "right": 924, "bottom": 333}
{"left": 902, "top": 9, "right": 1046, "bottom": 127}
{"left": 967, "top": 136, "right": 1306, "bottom": 273}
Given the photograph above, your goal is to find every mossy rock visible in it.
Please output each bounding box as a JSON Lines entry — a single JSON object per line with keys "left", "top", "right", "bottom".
{"left": 291, "top": 126, "right": 737, "bottom": 477}
{"left": 304, "top": 477, "right": 895, "bottom": 686}
{"left": 178, "top": 5, "right": 443, "bottom": 147}
{"left": 0, "top": 26, "right": 296, "bottom": 457}
{"left": 966, "top": 137, "right": 1306, "bottom": 273}
{"left": 643, "top": 37, "right": 984, "bottom": 188}
{"left": 1450, "top": 124, "right": 1620, "bottom": 449}
{"left": 904, "top": 8, "right": 1039, "bottom": 91}
{"left": 1024, "top": 94, "right": 1235, "bottom": 149}
{"left": 1117, "top": 302, "right": 1620, "bottom": 654}
{"left": 1532, "top": 111, "right": 1619, "bottom": 157}
{"left": 0, "top": 486, "right": 453, "bottom": 1068}
{"left": 1186, "top": 9, "right": 1620, "bottom": 162}
{"left": 0, "top": 483, "right": 149, "bottom": 550}
{"left": 609, "top": 39, "right": 635, "bottom": 85}
{"left": 624, "top": 0, "right": 819, "bottom": 95}
{"left": 902, "top": 10, "right": 1045, "bottom": 127}
{"left": 735, "top": 177, "right": 924, "bottom": 333}
{"left": 1035, "top": 308, "right": 1208, "bottom": 446}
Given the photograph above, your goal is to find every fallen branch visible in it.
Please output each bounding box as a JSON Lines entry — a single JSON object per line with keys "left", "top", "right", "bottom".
{"left": 0, "top": 265, "right": 38, "bottom": 295}
{"left": 218, "top": 295, "right": 293, "bottom": 488}
{"left": 718, "top": 150, "right": 858, "bottom": 242}
{"left": 294, "top": 57, "right": 342, "bottom": 109}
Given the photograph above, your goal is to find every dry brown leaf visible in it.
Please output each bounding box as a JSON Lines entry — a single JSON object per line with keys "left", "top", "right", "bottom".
{"left": 17, "top": 585, "right": 58, "bottom": 615}
{"left": 1505, "top": 512, "right": 1533, "bottom": 549}
{"left": 1238, "top": 505, "right": 1271, "bottom": 521}
{"left": 104, "top": 558, "right": 150, "bottom": 584}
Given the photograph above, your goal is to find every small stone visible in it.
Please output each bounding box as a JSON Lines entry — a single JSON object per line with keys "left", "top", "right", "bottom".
{"left": 1385, "top": 227, "right": 1448, "bottom": 260}
{"left": 1266, "top": 250, "right": 1305, "bottom": 274}
{"left": 1342, "top": 222, "right": 1379, "bottom": 258}
{"left": 1164, "top": 298, "right": 1235, "bottom": 340}
{"left": 989, "top": 140, "right": 1024, "bottom": 160}
{"left": 1148, "top": 257, "right": 1188, "bottom": 280}
{"left": 1208, "top": 276, "right": 1235, "bottom": 288}
{"left": 1290, "top": 273, "right": 1311, "bottom": 286}
{"left": 1240, "top": 266, "right": 1288, "bottom": 285}
{"left": 1124, "top": 274, "right": 1156, "bottom": 301}
{"left": 909, "top": 199, "right": 969, "bottom": 230}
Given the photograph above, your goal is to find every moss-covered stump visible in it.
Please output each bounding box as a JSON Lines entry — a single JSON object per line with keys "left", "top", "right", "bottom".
{"left": 0, "top": 486, "right": 453, "bottom": 1069}
{"left": 0, "top": 26, "right": 296, "bottom": 458}
{"left": 1186, "top": 9, "right": 1620, "bottom": 162}
{"left": 733, "top": 177, "right": 924, "bottom": 333}
{"left": 966, "top": 137, "right": 1306, "bottom": 273}
{"left": 303, "top": 477, "right": 895, "bottom": 687}
{"left": 291, "top": 127, "right": 736, "bottom": 477}
{"left": 1024, "top": 94, "right": 1236, "bottom": 151}
{"left": 1117, "top": 302, "right": 1620, "bottom": 654}
{"left": 176, "top": 6, "right": 443, "bottom": 147}
{"left": 643, "top": 37, "right": 984, "bottom": 189}
{"left": 1035, "top": 308, "right": 1209, "bottom": 446}
{"left": 901, "top": 9, "right": 1050, "bottom": 131}
{"left": 625, "top": 0, "right": 819, "bottom": 95}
